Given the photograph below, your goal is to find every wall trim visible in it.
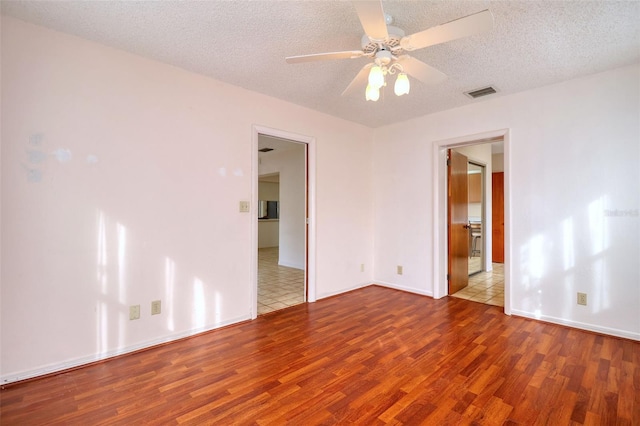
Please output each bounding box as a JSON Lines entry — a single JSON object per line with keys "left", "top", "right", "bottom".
{"left": 316, "top": 282, "right": 371, "bottom": 300}
{"left": 375, "top": 281, "right": 434, "bottom": 297}
{"left": 278, "top": 260, "right": 305, "bottom": 270}
{"left": 1, "top": 314, "right": 251, "bottom": 385}
{"left": 511, "top": 309, "right": 640, "bottom": 342}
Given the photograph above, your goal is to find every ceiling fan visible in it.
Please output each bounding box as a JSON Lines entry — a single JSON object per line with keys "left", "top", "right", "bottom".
{"left": 286, "top": 1, "right": 493, "bottom": 101}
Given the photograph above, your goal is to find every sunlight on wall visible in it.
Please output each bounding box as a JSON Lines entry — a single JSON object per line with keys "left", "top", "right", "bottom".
{"left": 117, "top": 223, "right": 127, "bottom": 304}
{"left": 96, "top": 211, "right": 108, "bottom": 354}
{"left": 519, "top": 233, "right": 546, "bottom": 315}
{"left": 97, "top": 211, "right": 107, "bottom": 294}
{"left": 528, "top": 235, "right": 545, "bottom": 281}
{"left": 90, "top": 204, "right": 242, "bottom": 357}
{"left": 588, "top": 197, "right": 610, "bottom": 313}
{"left": 193, "top": 278, "right": 205, "bottom": 329}
{"left": 96, "top": 210, "right": 132, "bottom": 354}
{"left": 96, "top": 301, "right": 108, "bottom": 354}
{"left": 562, "top": 217, "right": 575, "bottom": 270}
{"left": 165, "top": 257, "right": 176, "bottom": 332}
{"left": 215, "top": 291, "right": 222, "bottom": 325}
{"left": 561, "top": 216, "right": 576, "bottom": 319}
{"left": 116, "top": 223, "right": 127, "bottom": 348}
{"left": 519, "top": 196, "right": 617, "bottom": 321}
{"left": 588, "top": 198, "right": 607, "bottom": 255}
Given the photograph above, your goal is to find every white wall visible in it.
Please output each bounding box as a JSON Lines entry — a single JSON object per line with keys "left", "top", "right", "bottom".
{"left": 373, "top": 64, "right": 640, "bottom": 340}
{"left": 258, "top": 144, "right": 306, "bottom": 268}
{"left": 0, "top": 17, "right": 374, "bottom": 382}
{"left": 258, "top": 221, "right": 279, "bottom": 248}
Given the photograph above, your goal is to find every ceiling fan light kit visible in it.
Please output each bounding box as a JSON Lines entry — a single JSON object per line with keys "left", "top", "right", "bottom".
{"left": 365, "top": 60, "right": 410, "bottom": 101}
{"left": 365, "top": 83, "right": 380, "bottom": 101}
{"left": 394, "top": 73, "right": 410, "bottom": 96}
{"left": 285, "top": 1, "right": 493, "bottom": 102}
{"left": 368, "top": 64, "right": 385, "bottom": 89}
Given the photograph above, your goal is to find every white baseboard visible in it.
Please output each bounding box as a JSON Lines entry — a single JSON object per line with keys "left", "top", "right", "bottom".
{"left": 375, "top": 281, "right": 434, "bottom": 297}
{"left": 278, "top": 260, "right": 304, "bottom": 270}
{"left": 1, "top": 314, "right": 251, "bottom": 385}
{"left": 511, "top": 309, "right": 640, "bottom": 341}
{"left": 316, "top": 281, "right": 371, "bottom": 300}
{"left": 317, "top": 281, "right": 433, "bottom": 300}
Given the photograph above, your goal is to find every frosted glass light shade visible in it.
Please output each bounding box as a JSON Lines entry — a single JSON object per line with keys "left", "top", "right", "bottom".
{"left": 394, "top": 73, "right": 410, "bottom": 96}
{"left": 365, "top": 84, "right": 380, "bottom": 101}
{"left": 368, "top": 66, "right": 384, "bottom": 89}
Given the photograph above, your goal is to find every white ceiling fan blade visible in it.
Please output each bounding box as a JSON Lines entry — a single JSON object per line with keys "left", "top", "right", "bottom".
{"left": 286, "top": 50, "right": 364, "bottom": 64}
{"left": 400, "top": 9, "right": 493, "bottom": 51}
{"left": 341, "top": 63, "right": 374, "bottom": 97}
{"left": 396, "top": 56, "right": 447, "bottom": 85}
{"left": 353, "top": 1, "right": 389, "bottom": 42}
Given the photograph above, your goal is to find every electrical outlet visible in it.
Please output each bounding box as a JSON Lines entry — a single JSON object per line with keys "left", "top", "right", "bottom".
{"left": 397, "top": 265, "right": 403, "bottom": 275}
{"left": 129, "top": 305, "right": 140, "bottom": 320}
{"left": 239, "top": 201, "right": 250, "bottom": 213}
{"left": 151, "top": 300, "right": 161, "bottom": 315}
{"left": 360, "top": 263, "right": 365, "bottom": 272}
{"left": 577, "top": 292, "right": 587, "bottom": 306}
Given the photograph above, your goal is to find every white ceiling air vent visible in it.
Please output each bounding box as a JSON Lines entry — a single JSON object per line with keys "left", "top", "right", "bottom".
{"left": 464, "top": 86, "right": 498, "bottom": 99}
{"left": 258, "top": 148, "right": 274, "bottom": 152}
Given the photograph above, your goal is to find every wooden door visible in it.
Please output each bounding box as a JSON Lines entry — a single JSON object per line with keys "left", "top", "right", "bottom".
{"left": 492, "top": 172, "right": 505, "bottom": 263}
{"left": 448, "top": 149, "right": 469, "bottom": 294}
{"left": 468, "top": 173, "right": 482, "bottom": 203}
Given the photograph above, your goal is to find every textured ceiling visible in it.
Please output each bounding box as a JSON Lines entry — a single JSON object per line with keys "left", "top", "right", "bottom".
{"left": 2, "top": 1, "right": 639, "bottom": 128}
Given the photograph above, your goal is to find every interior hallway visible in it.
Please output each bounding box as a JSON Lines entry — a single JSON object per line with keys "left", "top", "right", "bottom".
{"left": 450, "top": 263, "right": 505, "bottom": 307}
{"left": 257, "top": 247, "right": 305, "bottom": 315}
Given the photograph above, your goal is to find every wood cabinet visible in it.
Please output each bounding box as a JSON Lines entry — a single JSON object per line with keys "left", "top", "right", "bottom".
{"left": 468, "top": 173, "right": 482, "bottom": 203}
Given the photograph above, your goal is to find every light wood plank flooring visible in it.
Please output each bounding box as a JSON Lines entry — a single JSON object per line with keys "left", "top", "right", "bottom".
{"left": 1, "top": 286, "right": 638, "bottom": 424}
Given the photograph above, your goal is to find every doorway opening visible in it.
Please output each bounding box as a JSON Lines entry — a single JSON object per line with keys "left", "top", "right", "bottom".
{"left": 251, "top": 126, "right": 316, "bottom": 319}
{"left": 433, "top": 129, "right": 510, "bottom": 314}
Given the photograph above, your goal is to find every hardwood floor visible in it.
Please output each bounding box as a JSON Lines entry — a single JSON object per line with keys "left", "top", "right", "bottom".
{"left": 1, "top": 286, "right": 638, "bottom": 425}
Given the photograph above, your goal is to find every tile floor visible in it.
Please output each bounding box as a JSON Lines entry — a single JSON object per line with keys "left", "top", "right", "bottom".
{"left": 451, "top": 262, "right": 505, "bottom": 307}
{"left": 258, "top": 247, "right": 305, "bottom": 315}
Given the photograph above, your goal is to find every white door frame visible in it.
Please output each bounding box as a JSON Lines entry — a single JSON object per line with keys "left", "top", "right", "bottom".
{"left": 432, "top": 128, "right": 512, "bottom": 315}
{"left": 466, "top": 158, "right": 488, "bottom": 273}
{"left": 251, "top": 125, "right": 316, "bottom": 319}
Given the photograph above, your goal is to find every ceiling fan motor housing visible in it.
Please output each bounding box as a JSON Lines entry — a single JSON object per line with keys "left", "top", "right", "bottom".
{"left": 361, "top": 25, "right": 406, "bottom": 57}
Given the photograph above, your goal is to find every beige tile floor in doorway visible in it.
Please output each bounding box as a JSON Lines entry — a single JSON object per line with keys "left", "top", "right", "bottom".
{"left": 451, "top": 263, "right": 505, "bottom": 307}
{"left": 258, "top": 247, "right": 305, "bottom": 315}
